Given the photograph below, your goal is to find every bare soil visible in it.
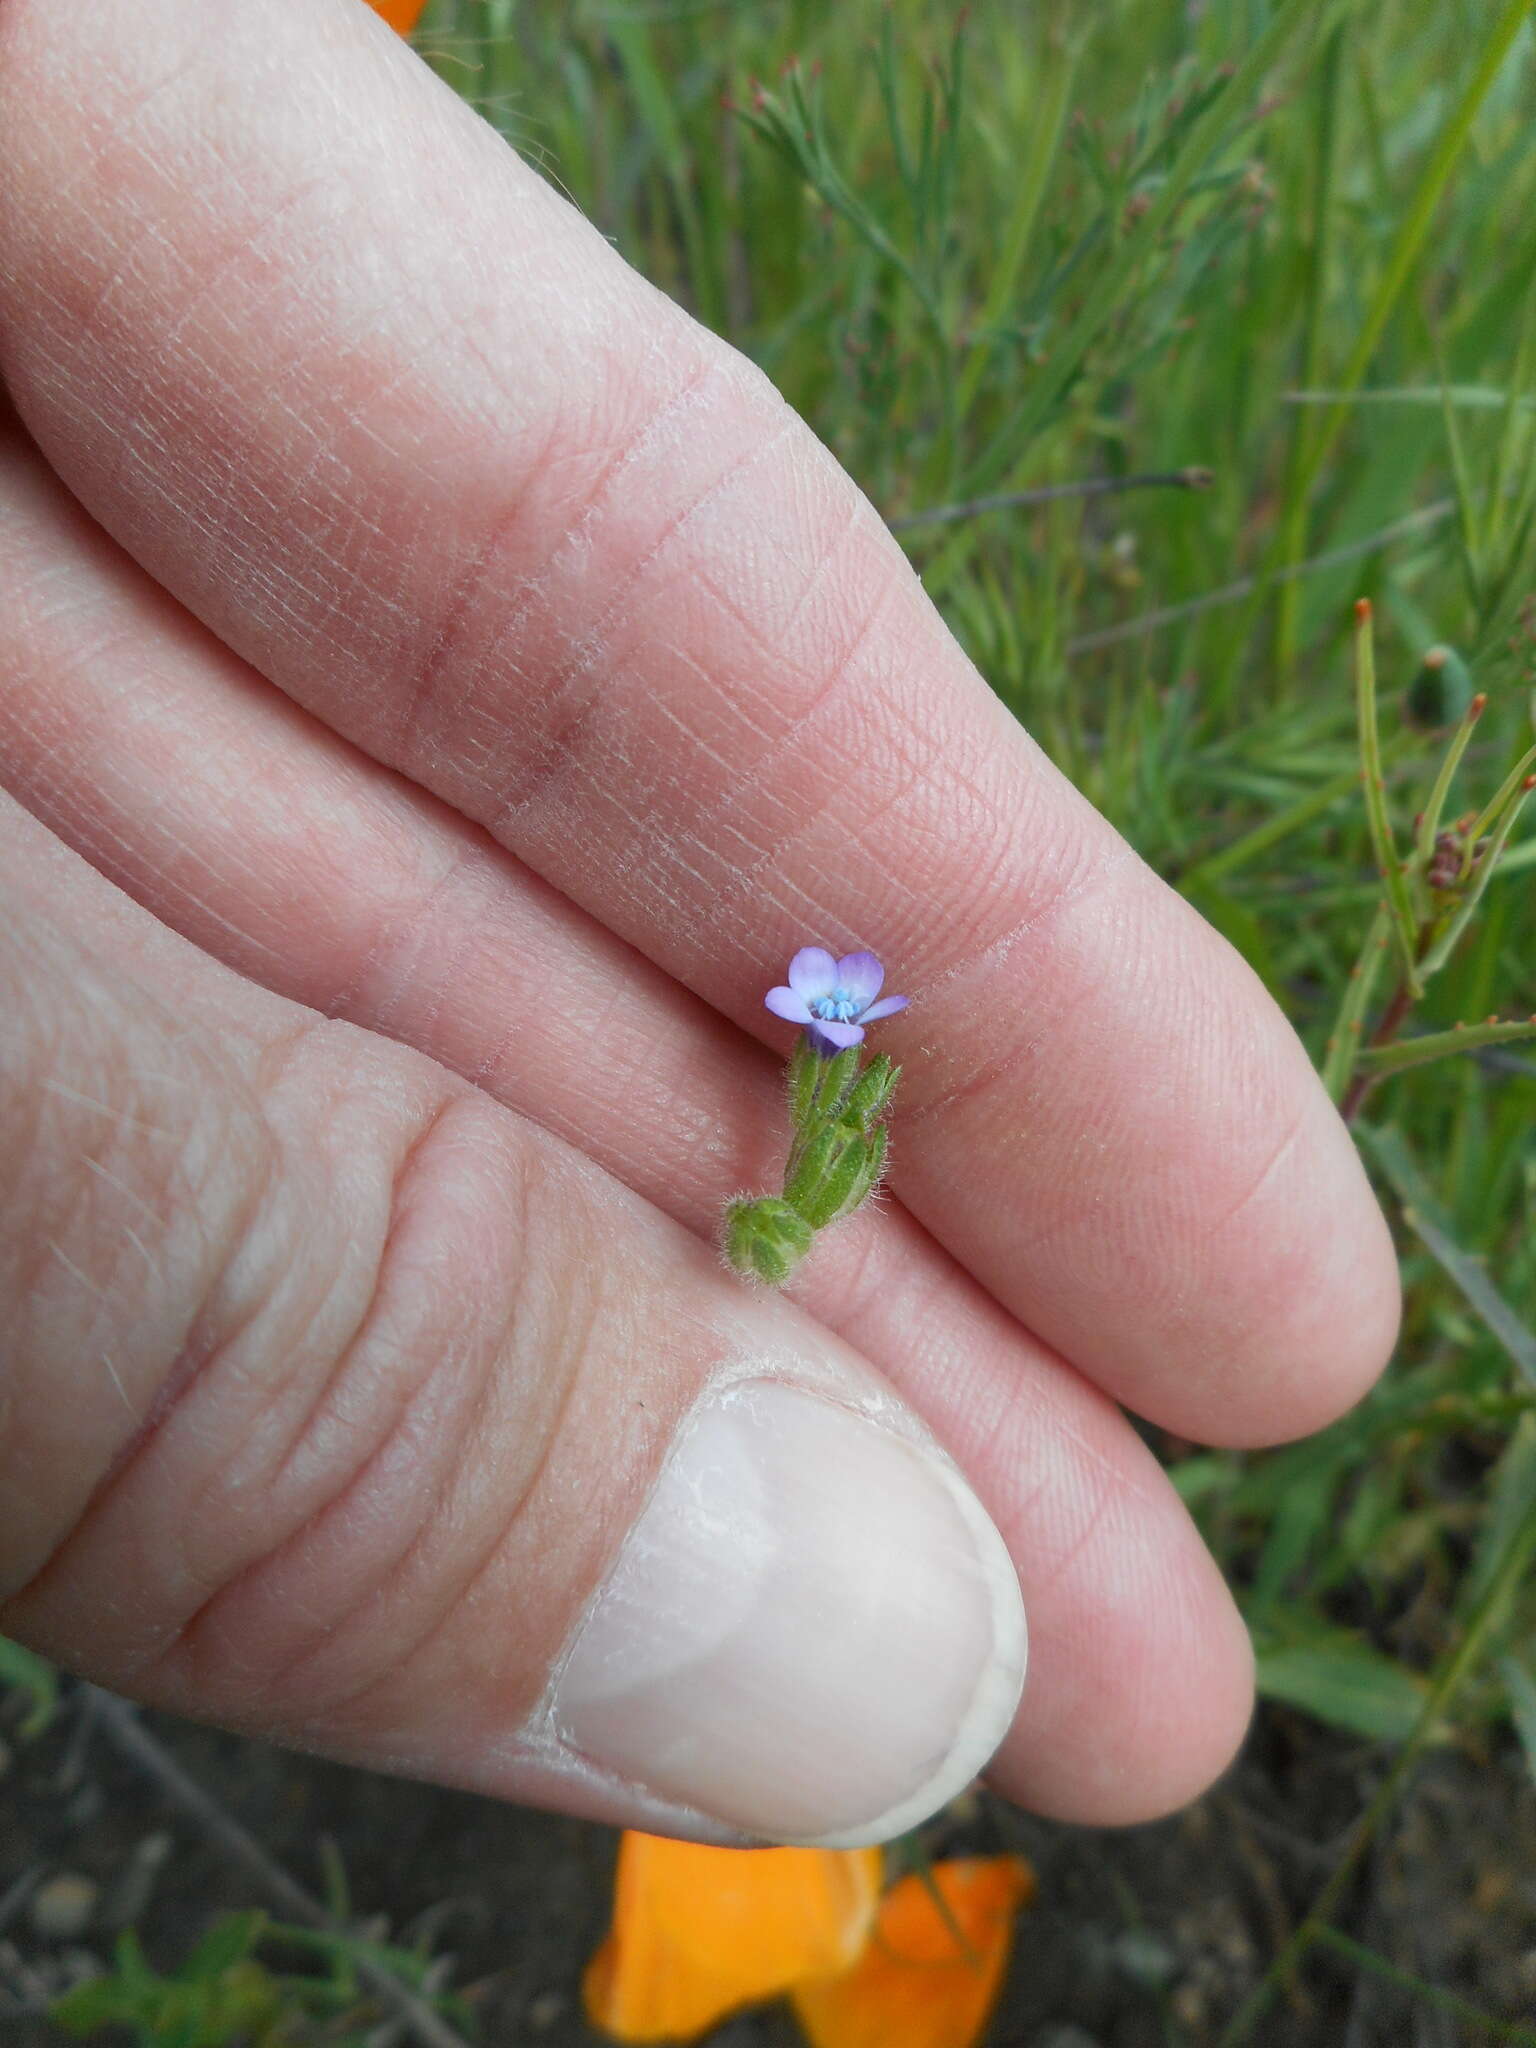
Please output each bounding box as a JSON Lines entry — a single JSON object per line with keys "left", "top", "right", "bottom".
{"left": 3, "top": 1686, "right": 1534, "bottom": 2047}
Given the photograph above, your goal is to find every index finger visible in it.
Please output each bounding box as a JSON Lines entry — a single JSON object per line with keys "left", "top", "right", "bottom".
{"left": 0, "top": 0, "right": 1399, "bottom": 1442}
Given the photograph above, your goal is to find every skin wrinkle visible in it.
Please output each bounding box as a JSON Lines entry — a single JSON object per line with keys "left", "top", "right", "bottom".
{"left": 324, "top": 835, "right": 492, "bottom": 1037}
{"left": 0, "top": 1008, "right": 270, "bottom": 1618}
{"left": 254, "top": 1086, "right": 465, "bottom": 1508}
{"left": 138, "top": 1089, "right": 475, "bottom": 1679}
{"left": 483, "top": 409, "right": 805, "bottom": 843}
{"left": 168, "top": 1105, "right": 541, "bottom": 1721}
{"left": 896, "top": 839, "right": 1143, "bottom": 1122}
{"left": 395, "top": 347, "right": 728, "bottom": 759}
{"left": 268, "top": 1193, "right": 599, "bottom": 1750}
{"left": 651, "top": 562, "right": 910, "bottom": 886}
{"left": 29, "top": 776, "right": 292, "bottom": 976}
{"left": 135, "top": 176, "right": 344, "bottom": 378}
{"left": 1190, "top": 1077, "right": 1311, "bottom": 1253}
{"left": 682, "top": 696, "right": 1045, "bottom": 985}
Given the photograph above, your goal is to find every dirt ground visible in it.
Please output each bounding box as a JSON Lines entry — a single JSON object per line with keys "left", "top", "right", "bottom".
{"left": 3, "top": 1685, "right": 1534, "bottom": 2047}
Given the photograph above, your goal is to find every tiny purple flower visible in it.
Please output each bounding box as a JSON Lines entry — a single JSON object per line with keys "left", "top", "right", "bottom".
{"left": 764, "top": 946, "right": 910, "bottom": 1056}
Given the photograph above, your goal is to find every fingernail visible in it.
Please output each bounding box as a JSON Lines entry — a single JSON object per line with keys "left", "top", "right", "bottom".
{"left": 549, "top": 1379, "right": 1026, "bottom": 1845}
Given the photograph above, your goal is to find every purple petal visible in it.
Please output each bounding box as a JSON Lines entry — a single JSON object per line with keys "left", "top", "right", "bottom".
{"left": 787, "top": 946, "right": 839, "bottom": 999}
{"left": 835, "top": 951, "right": 884, "bottom": 1004}
{"left": 764, "top": 986, "right": 814, "bottom": 1025}
{"left": 858, "top": 993, "right": 909, "bottom": 1023}
{"left": 807, "top": 1017, "right": 865, "bottom": 1054}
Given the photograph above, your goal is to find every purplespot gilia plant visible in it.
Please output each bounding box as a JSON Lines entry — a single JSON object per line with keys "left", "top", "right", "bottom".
{"left": 722, "top": 948, "right": 908, "bottom": 1287}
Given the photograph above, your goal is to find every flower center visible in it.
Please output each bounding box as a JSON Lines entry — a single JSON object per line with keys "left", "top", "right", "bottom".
{"left": 810, "top": 987, "right": 861, "bottom": 1023}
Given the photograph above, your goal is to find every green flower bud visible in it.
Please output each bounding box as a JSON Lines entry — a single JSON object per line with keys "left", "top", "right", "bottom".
{"left": 838, "top": 1055, "right": 900, "bottom": 1134}
{"left": 795, "top": 1128, "right": 885, "bottom": 1229}
{"left": 722, "top": 1196, "right": 814, "bottom": 1287}
{"left": 1405, "top": 645, "right": 1474, "bottom": 731}
{"left": 787, "top": 1036, "right": 821, "bottom": 1128}
{"left": 812, "top": 1045, "right": 861, "bottom": 1119}
{"left": 784, "top": 1124, "right": 852, "bottom": 1212}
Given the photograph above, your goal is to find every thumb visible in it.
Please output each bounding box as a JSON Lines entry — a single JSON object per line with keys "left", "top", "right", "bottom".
{"left": 0, "top": 799, "right": 1025, "bottom": 1847}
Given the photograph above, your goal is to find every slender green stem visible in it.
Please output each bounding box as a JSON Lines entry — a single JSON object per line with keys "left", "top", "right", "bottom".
{"left": 1413, "top": 689, "right": 1487, "bottom": 870}
{"left": 1419, "top": 777, "right": 1536, "bottom": 977}
{"left": 1322, "top": 901, "right": 1392, "bottom": 1102}
{"left": 1358, "top": 1014, "right": 1536, "bottom": 1076}
{"left": 1465, "top": 741, "right": 1536, "bottom": 854}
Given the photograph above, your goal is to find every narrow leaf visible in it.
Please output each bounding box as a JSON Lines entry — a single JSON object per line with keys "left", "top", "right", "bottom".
{"left": 1358, "top": 1125, "right": 1536, "bottom": 1388}
{"left": 1358, "top": 1015, "right": 1536, "bottom": 1077}
{"left": 1255, "top": 1636, "right": 1434, "bottom": 1744}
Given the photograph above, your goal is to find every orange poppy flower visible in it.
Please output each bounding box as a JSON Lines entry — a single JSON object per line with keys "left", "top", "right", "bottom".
{"left": 791, "top": 1856, "right": 1035, "bottom": 2048}
{"left": 365, "top": 0, "right": 428, "bottom": 33}
{"left": 584, "top": 1833, "right": 884, "bottom": 2043}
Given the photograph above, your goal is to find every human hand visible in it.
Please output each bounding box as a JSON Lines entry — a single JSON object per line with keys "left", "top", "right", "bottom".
{"left": 0, "top": 0, "right": 1398, "bottom": 1847}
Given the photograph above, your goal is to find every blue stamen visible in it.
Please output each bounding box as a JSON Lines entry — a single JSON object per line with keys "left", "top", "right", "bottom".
{"left": 810, "top": 987, "right": 860, "bottom": 1023}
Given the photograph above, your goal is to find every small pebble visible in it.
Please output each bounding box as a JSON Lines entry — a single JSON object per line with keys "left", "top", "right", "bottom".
{"left": 1109, "top": 1927, "right": 1178, "bottom": 1987}
{"left": 29, "top": 1874, "right": 98, "bottom": 1941}
{"left": 527, "top": 1990, "right": 566, "bottom": 2031}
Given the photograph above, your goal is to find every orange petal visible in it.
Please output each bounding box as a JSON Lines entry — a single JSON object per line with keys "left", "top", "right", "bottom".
{"left": 364, "top": 0, "right": 428, "bottom": 33}
{"left": 790, "top": 1856, "right": 1035, "bottom": 2048}
{"left": 584, "top": 1832, "right": 884, "bottom": 2044}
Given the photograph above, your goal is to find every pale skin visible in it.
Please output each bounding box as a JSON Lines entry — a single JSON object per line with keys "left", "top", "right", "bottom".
{"left": 0, "top": 0, "right": 1400, "bottom": 1836}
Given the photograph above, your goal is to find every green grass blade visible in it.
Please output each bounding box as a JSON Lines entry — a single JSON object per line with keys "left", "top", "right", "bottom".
{"left": 955, "top": 25, "right": 1080, "bottom": 419}
{"left": 1254, "top": 1635, "right": 1433, "bottom": 1743}
{"left": 1501, "top": 1654, "right": 1536, "bottom": 1785}
{"left": 1353, "top": 600, "right": 1422, "bottom": 990}
{"left": 1312, "top": 1928, "right": 1536, "bottom": 2045}
{"left": 960, "top": 0, "right": 1327, "bottom": 496}
{"left": 1290, "top": 0, "right": 1536, "bottom": 505}
{"left": 1358, "top": 1124, "right": 1536, "bottom": 1388}
{"left": 1286, "top": 385, "right": 1536, "bottom": 410}
{"left": 1273, "top": 19, "right": 1346, "bottom": 675}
